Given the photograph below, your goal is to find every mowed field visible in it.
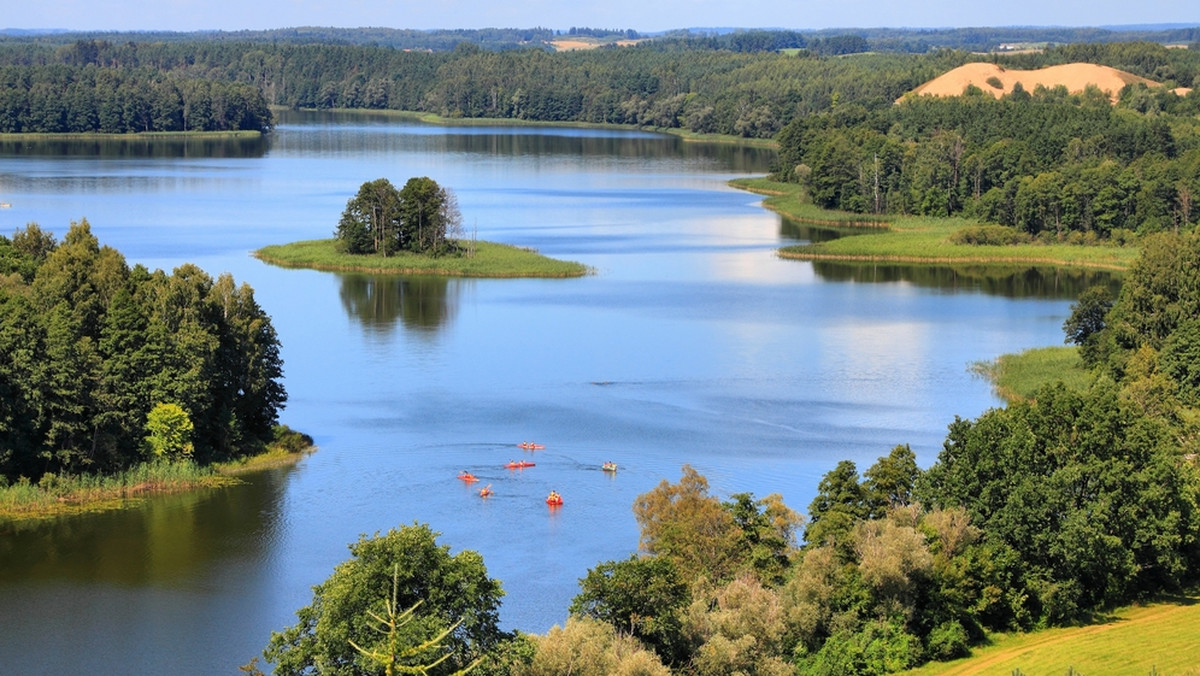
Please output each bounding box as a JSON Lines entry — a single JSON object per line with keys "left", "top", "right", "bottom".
{"left": 901, "top": 594, "right": 1200, "bottom": 676}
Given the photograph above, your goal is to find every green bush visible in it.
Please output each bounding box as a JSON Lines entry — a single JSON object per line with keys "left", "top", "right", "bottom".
{"left": 926, "top": 620, "right": 970, "bottom": 661}
{"left": 949, "top": 225, "right": 1030, "bottom": 246}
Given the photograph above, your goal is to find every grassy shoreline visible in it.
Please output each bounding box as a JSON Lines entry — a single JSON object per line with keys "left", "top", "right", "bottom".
{"left": 731, "top": 178, "right": 1140, "bottom": 271}
{"left": 254, "top": 238, "right": 591, "bottom": 278}
{"left": 971, "top": 345, "right": 1094, "bottom": 403}
{"left": 0, "top": 429, "right": 315, "bottom": 523}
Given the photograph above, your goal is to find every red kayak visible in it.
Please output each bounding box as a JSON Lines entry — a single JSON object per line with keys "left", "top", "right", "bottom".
{"left": 546, "top": 495, "right": 563, "bottom": 506}
{"left": 505, "top": 460, "right": 536, "bottom": 469}
{"left": 479, "top": 484, "right": 493, "bottom": 497}
{"left": 519, "top": 442, "right": 545, "bottom": 450}
{"left": 457, "top": 472, "right": 479, "bottom": 482}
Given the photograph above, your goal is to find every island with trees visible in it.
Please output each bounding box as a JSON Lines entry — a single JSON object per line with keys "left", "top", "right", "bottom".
{"left": 254, "top": 176, "right": 591, "bottom": 278}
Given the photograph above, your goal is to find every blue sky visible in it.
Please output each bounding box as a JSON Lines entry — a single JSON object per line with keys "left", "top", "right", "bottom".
{"left": 3, "top": 0, "right": 1197, "bottom": 33}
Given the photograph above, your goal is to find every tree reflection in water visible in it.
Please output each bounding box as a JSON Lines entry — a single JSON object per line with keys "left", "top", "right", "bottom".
{"left": 337, "top": 274, "right": 460, "bottom": 334}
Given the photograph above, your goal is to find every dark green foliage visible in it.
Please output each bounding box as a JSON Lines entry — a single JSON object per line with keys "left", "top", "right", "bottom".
{"left": 863, "top": 444, "right": 921, "bottom": 518}
{"left": 1063, "top": 285, "right": 1115, "bottom": 367}
{"left": 722, "top": 492, "right": 802, "bottom": 585}
{"left": 1160, "top": 318, "right": 1200, "bottom": 406}
{"left": 336, "top": 177, "right": 459, "bottom": 257}
{"left": 775, "top": 76, "right": 1200, "bottom": 235}
{"left": 398, "top": 176, "right": 453, "bottom": 255}
{"left": 336, "top": 178, "right": 402, "bottom": 255}
{"left": 264, "top": 524, "right": 508, "bottom": 675}
{"left": 805, "top": 460, "right": 869, "bottom": 548}
{"left": 0, "top": 64, "right": 272, "bottom": 133}
{"left": 0, "top": 220, "right": 286, "bottom": 480}
{"left": 918, "top": 381, "right": 1200, "bottom": 628}
{"left": 1106, "top": 231, "right": 1200, "bottom": 353}
{"left": 569, "top": 555, "right": 691, "bottom": 665}
{"left": 795, "top": 620, "right": 924, "bottom": 676}
{"left": 924, "top": 620, "right": 969, "bottom": 660}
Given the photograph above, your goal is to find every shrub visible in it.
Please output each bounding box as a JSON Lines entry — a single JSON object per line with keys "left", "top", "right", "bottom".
{"left": 926, "top": 620, "right": 970, "bottom": 661}
{"left": 949, "top": 225, "right": 1030, "bottom": 246}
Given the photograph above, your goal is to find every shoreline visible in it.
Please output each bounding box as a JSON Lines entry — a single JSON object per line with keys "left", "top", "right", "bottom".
{"left": 253, "top": 238, "right": 592, "bottom": 278}
{"left": 729, "top": 177, "right": 1139, "bottom": 272}
{"left": 275, "top": 106, "right": 779, "bottom": 149}
{"left": 0, "top": 435, "right": 315, "bottom": 524}
{"left": 0, "top": 130, "right": 263, "bottom": 140}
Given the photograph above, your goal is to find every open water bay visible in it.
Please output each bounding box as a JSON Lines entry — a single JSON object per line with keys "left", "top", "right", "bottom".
{"left": 0, "top": 112, "right": 1111, "bottom": 673}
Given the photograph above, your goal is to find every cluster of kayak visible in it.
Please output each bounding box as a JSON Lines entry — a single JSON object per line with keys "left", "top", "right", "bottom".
{"left": 454, "top": 442, "right": 620, "bottom": 505}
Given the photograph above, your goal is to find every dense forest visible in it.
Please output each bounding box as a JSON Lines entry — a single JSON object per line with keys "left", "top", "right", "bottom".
{"left": 0, "top": 221, "right": 286, "bottom": 479}
{"left": 0, "top": 64, "right": 273, "bottom": 133}
{"left": 775, "top": 83, "right": 1200, "bottom": 237}
{"left": 0, "top": 36, "right": 1196, "bottom": 142}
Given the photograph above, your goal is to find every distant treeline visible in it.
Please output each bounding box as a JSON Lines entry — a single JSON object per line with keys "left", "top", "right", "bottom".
{"left": 565, "top": 27, "right": 640, "bottom": 40}
{"left": 0, "top": 38, "right": 962, "bottom": 137}
{"left": 2, "top": 24, "right": 1198, "bottom": 53}
{"left": 0, "top": 222, "right": 286, "bottom": 480}
{"left": 0, "top": 64, "right": 272, "bottom": 133}
{"left": 0, "top": 27, "right": 560, "bottom": 52}
{"left": 0, "top": 37, "right": 1196, "bottom": 142}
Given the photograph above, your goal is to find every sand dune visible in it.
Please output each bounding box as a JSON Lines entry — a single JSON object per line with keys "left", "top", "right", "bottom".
{"left": 905, "top": 62, "right": 1165, "bottom": 102}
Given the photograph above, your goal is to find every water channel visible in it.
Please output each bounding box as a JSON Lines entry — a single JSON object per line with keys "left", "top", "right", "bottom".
{"left": 0, "top": 111, "right": 1112, "bottom": 673}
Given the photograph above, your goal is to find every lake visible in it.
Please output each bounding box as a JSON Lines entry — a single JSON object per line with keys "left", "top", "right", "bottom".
{"left": 0, "top": 112, "right": 1110, "bottom": 674}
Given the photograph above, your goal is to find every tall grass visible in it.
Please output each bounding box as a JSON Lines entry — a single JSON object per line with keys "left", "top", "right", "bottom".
{"left": 254, "top": 239, "right": 591, "bottom": 278}
{"left": 973, "top": 346, "right": 1094, "bottom": 403}
{"left": 0, "top": 460, "right": 235, "bottom": 520}
{"left": 0, "top": 426, "right": 314, "bottom": 521}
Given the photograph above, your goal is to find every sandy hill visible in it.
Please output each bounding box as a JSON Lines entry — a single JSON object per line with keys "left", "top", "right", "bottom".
{"left": 904, "top": 62, "right": 1184, "bottom": 102}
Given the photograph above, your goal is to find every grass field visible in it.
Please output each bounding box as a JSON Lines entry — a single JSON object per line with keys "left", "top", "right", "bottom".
{"left": 254, "top": 238, "right": 591, "bottom": 278}
{"left": 899, "top": 592, "right": 1200, "bottom": 676}
{"left": 731, "top": 178, "right": 1141, "bottom": 271}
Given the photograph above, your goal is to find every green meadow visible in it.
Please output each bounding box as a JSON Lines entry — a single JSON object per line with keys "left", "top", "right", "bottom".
{"left": 254, "top": 238, "right": 591, "bottom": 278}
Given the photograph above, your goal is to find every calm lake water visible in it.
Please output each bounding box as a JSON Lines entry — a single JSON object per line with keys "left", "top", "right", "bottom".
{"left": 0, "top": 112, "right": 1113, "bottom": 674}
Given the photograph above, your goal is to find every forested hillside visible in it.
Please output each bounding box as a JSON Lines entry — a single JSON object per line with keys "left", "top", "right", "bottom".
{"left": 0, "top": 36, "right": 1196, "bottom": 141}
{"left": 773, "top": 43, "right": 1200, "bottom": 239}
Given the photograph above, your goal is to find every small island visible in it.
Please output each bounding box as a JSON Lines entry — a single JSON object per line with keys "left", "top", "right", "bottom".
{"left": 255, "top": 176, "right": 591, "bottom": 278}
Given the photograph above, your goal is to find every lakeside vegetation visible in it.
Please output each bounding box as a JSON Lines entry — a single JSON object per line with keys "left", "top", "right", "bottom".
{"left": 733, "top": 178, "right": 1142, "bottom": 270}
{"left": 254, "top": 238, "right": 590, "bottom": 278}
{"left": 972, "top": 345, "right": 1095, "bottom": 403}
{"left": 0, "top": 425, "right": 313, "bottom": 522}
